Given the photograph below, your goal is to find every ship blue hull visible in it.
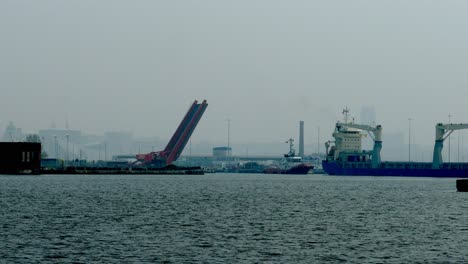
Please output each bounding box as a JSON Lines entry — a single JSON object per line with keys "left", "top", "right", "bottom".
{"left": 322, "top": 161, "right": 468, "bottom": 178}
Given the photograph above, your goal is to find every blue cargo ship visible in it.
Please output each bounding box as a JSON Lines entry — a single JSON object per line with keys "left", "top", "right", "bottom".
{"left": 322, "top": 109, "right": 468, "bottom": 178}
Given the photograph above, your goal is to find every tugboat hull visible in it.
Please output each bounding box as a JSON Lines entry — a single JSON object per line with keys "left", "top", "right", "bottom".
{"left": 264, "top": 164, "right": 313, "bottom": 175}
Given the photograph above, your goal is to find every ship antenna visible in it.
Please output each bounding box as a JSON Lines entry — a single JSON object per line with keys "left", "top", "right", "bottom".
{"left": 285, "top": 138, "right": 295, "bottom": 157}
{"left": 342, "top": 107, "right": 350, "bottom": 123}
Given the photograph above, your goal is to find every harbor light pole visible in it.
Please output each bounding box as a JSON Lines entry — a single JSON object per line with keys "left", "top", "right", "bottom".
{"left": 226, "top": 118, "right": 231, "bottom": 151}
{"left": 65, "top": 134, "right": 69, "bottom": 162}
{"left": 463, "top": 134, "right": 465, "bottom": 162}
{"left": 408, "top": 118, "right": 412, "bottom": 162}
{"left": 448, "top": 114, "right": 452, "bottom": 163}
{"left": 458, "top": 130, "right": 461, "bottom": 162}
{"left": 317, "top": 126, "right": 320, "bottom": 155}
{"left": 54, "top": 135, "right": 58, "bottom": 159}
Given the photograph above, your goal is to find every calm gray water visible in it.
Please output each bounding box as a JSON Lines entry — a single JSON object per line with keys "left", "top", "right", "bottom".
{"left": 1, "top": 173, "right": 467, "bottom": 263}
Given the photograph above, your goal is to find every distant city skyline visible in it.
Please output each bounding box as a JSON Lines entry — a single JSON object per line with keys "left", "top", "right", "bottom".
{"left": 2, "top": 119, "right": 467, "bottom": 163}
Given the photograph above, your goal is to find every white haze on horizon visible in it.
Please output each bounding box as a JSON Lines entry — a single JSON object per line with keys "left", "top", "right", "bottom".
{"left": 1, "top": 0, "right": 468, "bottom": 152}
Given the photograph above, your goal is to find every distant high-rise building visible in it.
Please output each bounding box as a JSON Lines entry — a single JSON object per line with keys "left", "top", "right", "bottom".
{"left": 104, "top": 131, "right": 133, "bottom": 157}
{"left": 360, "top": 106, "right": 377, "bottom": 126}
{"left": 2, "top": 121, "right": 23, "bottom": 142}
{"left": 38, "top": 129, "right": 83, "bottom": 159}
{"left": 382, "top": 132, "right": 406, "bottom": 161}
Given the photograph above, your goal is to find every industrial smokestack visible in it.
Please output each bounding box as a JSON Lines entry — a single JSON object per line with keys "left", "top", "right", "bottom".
{"left": 299, "top": 121, "right": 304, "bottom": 158}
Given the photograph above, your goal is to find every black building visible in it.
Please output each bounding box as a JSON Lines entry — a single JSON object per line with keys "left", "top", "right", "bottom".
{"left": 0, "top": 142, "right": 41, "bottom": 174}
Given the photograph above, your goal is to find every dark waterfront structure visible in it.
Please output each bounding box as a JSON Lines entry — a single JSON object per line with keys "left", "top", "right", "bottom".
{"left": 456, "top": 179, "right": 468, "bottom": 192}
{"left": 0, "top": 142, "right": 41, "bottom": 174}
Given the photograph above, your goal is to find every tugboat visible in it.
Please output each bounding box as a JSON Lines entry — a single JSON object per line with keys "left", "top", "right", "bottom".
{"left": 263, "top": 138, "right": 313, "bottom": 174}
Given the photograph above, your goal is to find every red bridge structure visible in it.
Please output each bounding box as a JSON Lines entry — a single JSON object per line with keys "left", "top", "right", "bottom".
{"left": 135, "top": 100, "right": 208, "bottom": 167}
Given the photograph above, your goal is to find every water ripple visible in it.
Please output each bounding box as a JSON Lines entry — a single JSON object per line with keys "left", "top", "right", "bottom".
{"left": 0, "top": 174, "right": 467, "bottom": 263}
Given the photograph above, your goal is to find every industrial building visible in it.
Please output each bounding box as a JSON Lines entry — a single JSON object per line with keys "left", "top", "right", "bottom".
{"left": 0, "top": 142, "right": 41, "bottom": 174}
{"left": 213, "top": 147, "right": 232, "bottom": 158}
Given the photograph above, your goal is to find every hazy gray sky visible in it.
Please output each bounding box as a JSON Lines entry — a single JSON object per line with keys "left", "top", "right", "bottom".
{"left": 1, "top": 1, "right": 468, "bottom": 146}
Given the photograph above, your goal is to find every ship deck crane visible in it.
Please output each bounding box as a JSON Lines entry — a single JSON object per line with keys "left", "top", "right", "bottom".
{"left": 432, "top": 123, "right": 468, "bottom": 168}
{"left": 337, "top": 122, "right": 383, "bottom": 168}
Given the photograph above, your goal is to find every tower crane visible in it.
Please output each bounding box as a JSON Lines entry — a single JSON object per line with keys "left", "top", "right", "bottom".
{"left": 432, "top": 123, "right": 468, "bottom": 168}
{"left": 337, "top": 122, "right": 383, "bottom": 168}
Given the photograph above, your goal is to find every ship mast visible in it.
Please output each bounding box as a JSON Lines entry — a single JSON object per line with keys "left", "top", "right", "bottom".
{"left": 342, "top": 107, "right": 350, "bottom": 124}
{"left": 285, "top": 138, "right": 295, "bottom": 157}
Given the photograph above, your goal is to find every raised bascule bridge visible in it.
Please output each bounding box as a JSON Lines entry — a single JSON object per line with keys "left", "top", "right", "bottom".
{"left": 134, "top": 100, "right": 208, "bottom": 168}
